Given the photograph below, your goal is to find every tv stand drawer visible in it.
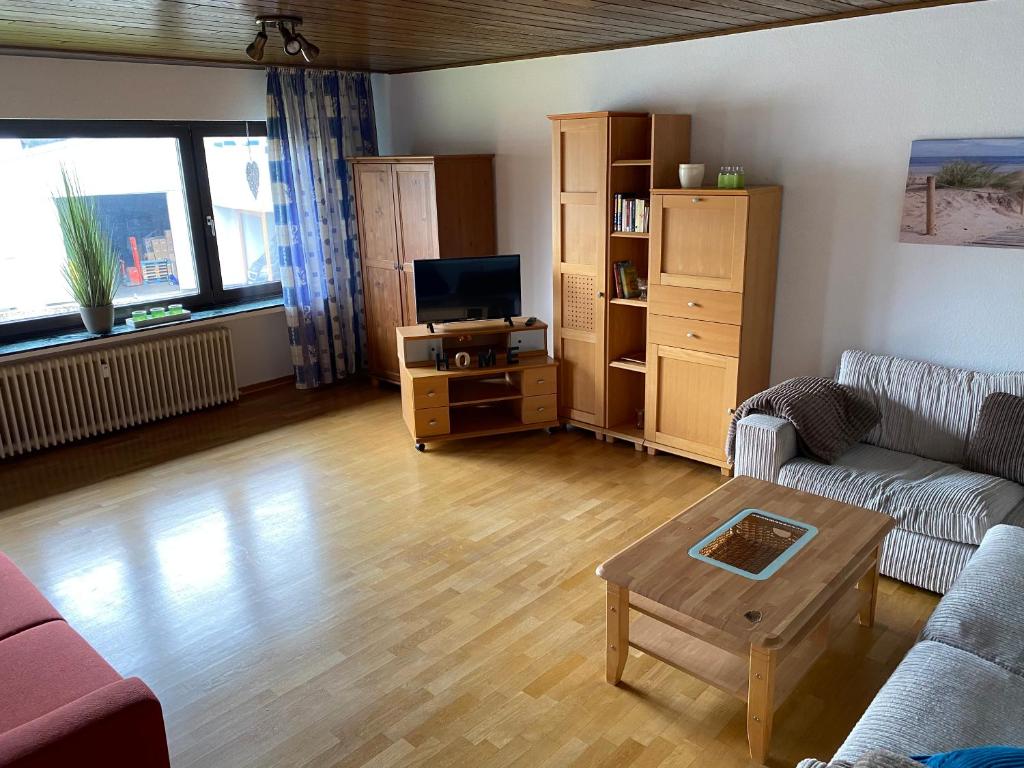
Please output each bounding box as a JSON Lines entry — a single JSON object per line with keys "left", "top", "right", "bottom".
{"left": 520, "top": 395, "right": 556, "bottom": 424}
{"left": 413, "top": 376, "right": 449, "bottom": 408}
{"left": 414, "top": 407, "right": 450, "bottom": 437}
{"left": 520, "top": 365, "right": 557, "bottom": 396}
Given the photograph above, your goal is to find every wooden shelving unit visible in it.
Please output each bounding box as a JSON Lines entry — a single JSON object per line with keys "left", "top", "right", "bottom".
{"left": 549, "top": 111, "right": 690, "bottom": 450}
{"left": 604, "top": 114, "right": 691, "bottom": 448}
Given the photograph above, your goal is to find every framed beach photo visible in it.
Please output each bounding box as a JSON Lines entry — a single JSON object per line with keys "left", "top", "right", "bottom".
{"left": 900, "top": 138, "right": 1024, "bottom": 249}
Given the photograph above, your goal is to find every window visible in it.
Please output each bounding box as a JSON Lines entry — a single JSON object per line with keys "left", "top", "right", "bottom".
{"left": 0, "top": 121, "right": 280, "bottom": 340}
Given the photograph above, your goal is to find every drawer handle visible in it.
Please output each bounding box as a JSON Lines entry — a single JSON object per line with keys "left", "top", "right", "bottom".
{"left": 426, "top": 390, "right": 436, "bottom": 397}
{"left": 537, "top": 406, "right": 545, "bottom": 413}
{"left": 687, "top": 301, "right": 700, "bottom": 308}
{"left": 536, "top": 379, "right": 545, "bottom": 384}
{"left": 687, "top": 332, "right": 698, "bottom": 339}
{"left": 429, "top": 419, "right": 437, "bottom": 426}
{"left": 691, "top": 197, "right": 702, "bottom": 203}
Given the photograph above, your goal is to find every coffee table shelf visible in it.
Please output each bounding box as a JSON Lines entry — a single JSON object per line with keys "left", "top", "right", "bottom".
{"left": 629, "top": 614, "right": 748, "bottom": 699}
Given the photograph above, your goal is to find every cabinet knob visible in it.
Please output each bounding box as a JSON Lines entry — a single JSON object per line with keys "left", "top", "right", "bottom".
{"left": 429, "top": 419, "right": 437, "bottom": 426}
{"left": 597, "top": 291, "right": 605, "bottom": 298}
{"left": 691, "top": 197, "right": 702, "bottom": 203}
{"left": 394, "top": 262, "right": 400, "bottom": 270}
{"left": 687, "top": 301, "right": 699, "bottom": 308}
{"left": 536, "top": 379, "right": 545, "bottom": 385}
{"left": 538, "top": 406, "right": 545, "bottom": 413}
{"left": 687, "top": 332, "right": 698, "bottom": 338}
{"left": 426, "top": 390, "right": 436, "bottom": 397}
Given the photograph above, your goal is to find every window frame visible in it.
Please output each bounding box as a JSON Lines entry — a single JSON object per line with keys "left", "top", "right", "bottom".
{"left": 0, "top": 119, "right": 280, "bottom": 342}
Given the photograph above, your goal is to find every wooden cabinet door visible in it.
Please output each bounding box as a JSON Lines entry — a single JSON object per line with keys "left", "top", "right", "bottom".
{"left": 650, "top": 193, "right": 748, "bottom": 292}
{"left": 552, "top": 117, "right": 607, "bottom": 426}
{"left": 353, "top": 162, "right": 403, "bottom": 379}
{"left": 394, "top": 164, "right": 439, "bottom": 325}
{"left": 644, "top": 345, "right": 738, "bottom": 461}
{"left": 394, "top": 164, "right": 439, "bottom": 265}
{"left": 363, "top": 265, "right": 405, "bottom": 380}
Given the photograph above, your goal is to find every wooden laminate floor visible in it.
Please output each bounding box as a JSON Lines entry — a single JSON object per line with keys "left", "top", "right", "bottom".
{"left": 0, "top": 382, "right": 939, "bottom": 768}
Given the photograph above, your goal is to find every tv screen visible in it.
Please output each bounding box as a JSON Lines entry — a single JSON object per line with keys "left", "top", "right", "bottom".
{"left": 413, "top": 255, "right": 522, "bottom": 324}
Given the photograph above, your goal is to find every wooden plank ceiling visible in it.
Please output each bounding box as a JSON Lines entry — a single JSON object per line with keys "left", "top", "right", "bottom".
{"left": 0, "top": 0, "right": 981, "bottom": 74}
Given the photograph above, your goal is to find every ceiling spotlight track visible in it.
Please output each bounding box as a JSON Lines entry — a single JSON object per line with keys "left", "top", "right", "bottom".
{"left": 246, "top": 15, "right": 319, "bottom": 63}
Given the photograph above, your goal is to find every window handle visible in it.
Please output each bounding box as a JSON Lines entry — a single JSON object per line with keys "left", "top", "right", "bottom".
{"left": 205, "top": 215, "right": 217, "bottom": 238}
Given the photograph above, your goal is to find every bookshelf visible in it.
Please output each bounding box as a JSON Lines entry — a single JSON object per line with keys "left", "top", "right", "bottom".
{"left": 549, "top": 111, "right": 691, "bottom": 449}
{"left": 605, "top": 114, "right": 691, "bottom": 448}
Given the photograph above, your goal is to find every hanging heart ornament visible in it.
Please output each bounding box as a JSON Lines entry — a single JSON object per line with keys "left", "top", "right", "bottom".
{"left": 246, "top": 160, "right": 260, "bottom": 199}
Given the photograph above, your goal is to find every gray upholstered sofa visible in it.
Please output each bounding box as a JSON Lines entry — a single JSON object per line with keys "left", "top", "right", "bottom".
{"left": 797, "top": 524, "right": 1024, "bottom": 767}
{"left": 734, "top": 349, "right": 1024, "bottom": 593}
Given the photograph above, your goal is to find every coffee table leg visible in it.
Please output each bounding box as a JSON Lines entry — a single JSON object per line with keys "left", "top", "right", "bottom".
{"left": 747, "top": 645, "right": 776, "bottom": 764}
{"left": 605, "top": 583, "right": 629, "bottom": 684}
{"left": 857, "top": 545, "right": 882, "bottom": 628}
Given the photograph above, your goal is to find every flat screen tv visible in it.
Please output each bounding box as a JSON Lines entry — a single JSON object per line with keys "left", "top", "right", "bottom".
{"left": 413, "top": 255, "right": 522, "bottom": 325}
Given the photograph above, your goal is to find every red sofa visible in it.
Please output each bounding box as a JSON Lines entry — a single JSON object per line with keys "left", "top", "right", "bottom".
{"left": 0, "top": 553, "right": 170, "bottom": 768}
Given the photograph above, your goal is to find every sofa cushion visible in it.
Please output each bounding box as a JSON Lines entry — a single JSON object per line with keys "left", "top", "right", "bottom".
{"left": 0, "top": 553, "right": 62, "bottom": 641}
{"left": 964, "top": 393, "right": 1024, "bottom": 485}
{"left": 778, "top": 443, "right": 1024, "bottom": 545}
{"left": 834, "top": 641, "right": 1024, "bottom": 763}
{"left": 0, "top": 621, "right": 121, "bottom": 734}
{"left": 920, "top": 525, "right": 1024, "bottom": 675}
{"left": 836, "top": 350, "right": 1024, "bottom": 465}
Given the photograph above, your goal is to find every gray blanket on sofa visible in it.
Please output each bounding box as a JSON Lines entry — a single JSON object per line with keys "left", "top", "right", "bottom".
{"left": 726, "top": 376, "right": 880, "bottom": 464}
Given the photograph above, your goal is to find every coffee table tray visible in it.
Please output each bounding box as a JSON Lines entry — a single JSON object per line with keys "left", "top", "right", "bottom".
{"left": 688, "top": 508, "right": 818, "bottom": 580}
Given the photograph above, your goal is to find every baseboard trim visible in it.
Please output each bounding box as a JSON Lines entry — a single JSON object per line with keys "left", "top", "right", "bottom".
{"left": 239, "top": 376, "right": 294, "bottom": 395}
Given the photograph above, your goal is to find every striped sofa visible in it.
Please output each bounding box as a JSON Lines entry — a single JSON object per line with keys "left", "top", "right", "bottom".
{"left": 797, "top": 525, "right": 1024, "bottom": 766}
{"left": 734, "top": 350, "right": 1024, "bottom": 593}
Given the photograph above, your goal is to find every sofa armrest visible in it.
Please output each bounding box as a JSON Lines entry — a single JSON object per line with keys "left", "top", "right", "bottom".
{"left": 0, "top": 677, "right": 170, "bottom": 768}
{"left": 733, "top": 414, "right": 799, "bottom": 482}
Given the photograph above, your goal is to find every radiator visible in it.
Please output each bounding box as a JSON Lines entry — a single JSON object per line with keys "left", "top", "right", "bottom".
{"left": 0, "top": 327, "right": 238, "bottom": 458}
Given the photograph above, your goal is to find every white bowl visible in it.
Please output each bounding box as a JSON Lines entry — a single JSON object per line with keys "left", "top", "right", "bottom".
{"left": 678, "top": 163, "right": 705, "bottom": 188}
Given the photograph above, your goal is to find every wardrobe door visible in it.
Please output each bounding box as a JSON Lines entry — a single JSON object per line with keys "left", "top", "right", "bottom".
{"left": 354, "top": 162, "right": 403, "bottom": 380}
{"left": 650, "top": 193, "right": 748, "bottom": 292}
{"left": 394, "top": 163, "right": 439, "bottom": 324}
{"left": 552, "top": 117, "right": 608, "bottom": 426}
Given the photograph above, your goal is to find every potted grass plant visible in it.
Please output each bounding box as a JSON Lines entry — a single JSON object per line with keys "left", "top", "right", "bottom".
{"left": 54, "top": 166, "right": 120, "bottom": 335}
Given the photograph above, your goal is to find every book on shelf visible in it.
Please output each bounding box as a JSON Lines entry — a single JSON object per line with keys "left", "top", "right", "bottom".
{"left": 613, "top": 260, "right": 641, "bottom": 299}
{"left": 612, "top": 193, "right": 650, "bottom": 234}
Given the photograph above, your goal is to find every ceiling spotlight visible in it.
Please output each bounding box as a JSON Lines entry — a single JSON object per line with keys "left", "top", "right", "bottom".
{"left": 250, "top": 15, "right": 319, "bottom": 62}
{"left": 279, "top": 23, "right": 302, "bottom": 56}
{"left": 294, "top": 33, "right": 319, "bottom": 63}
{"left": 245, "top": 23, "right": 267, "bottom": 62}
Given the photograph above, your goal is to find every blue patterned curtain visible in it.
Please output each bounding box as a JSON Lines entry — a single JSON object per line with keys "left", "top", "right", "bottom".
{"left": 266, "top": 68, "right": 377, "bottom": 388}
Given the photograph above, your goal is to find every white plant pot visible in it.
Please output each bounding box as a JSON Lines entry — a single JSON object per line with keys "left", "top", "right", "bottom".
{"left": 79, "top": 304, "right": 115, "bottom": 335}
{"left": 678, "top": 163, "right": 705, "bottom": 188}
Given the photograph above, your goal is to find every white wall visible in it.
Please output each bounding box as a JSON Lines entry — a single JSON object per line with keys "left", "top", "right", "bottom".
{"left": 381, "top": 0, "right": 1024, "bottom": 379}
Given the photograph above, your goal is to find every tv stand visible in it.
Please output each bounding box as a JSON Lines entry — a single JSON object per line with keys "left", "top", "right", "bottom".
{"left": 396, "top": 317, "right": 559, "bottom": 450}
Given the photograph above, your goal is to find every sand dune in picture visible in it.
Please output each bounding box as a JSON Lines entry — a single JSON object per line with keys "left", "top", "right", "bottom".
{"left": 901, "top": 176, "right": 1024, "bottom": 245}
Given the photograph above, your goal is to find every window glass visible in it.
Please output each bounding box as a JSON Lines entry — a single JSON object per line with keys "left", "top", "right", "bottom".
{"left": 202, "top": 136, "right": 278, "bottom": 289}
{"left": 0, "top": 137, "right": 198, "bottom": 325}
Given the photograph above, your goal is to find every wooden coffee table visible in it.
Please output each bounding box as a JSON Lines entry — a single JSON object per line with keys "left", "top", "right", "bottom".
{"left": 596, "top": 476, "right": 895, "bottom": 764}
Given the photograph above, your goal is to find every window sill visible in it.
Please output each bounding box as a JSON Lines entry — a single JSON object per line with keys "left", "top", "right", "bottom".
{"left": 0, "top": 297, "right": 284, "bottom": 360}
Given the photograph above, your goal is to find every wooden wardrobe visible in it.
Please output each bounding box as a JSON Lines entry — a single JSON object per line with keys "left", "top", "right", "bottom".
{"left": 349, "top": 155, "right": 496, "bottom": 383}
